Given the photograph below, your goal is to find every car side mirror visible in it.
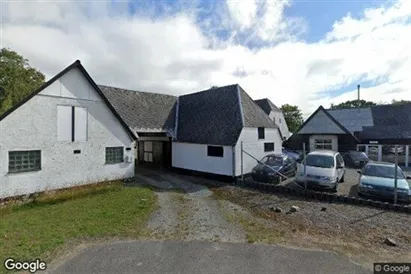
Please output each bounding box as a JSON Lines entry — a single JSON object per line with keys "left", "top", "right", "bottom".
{"left": 357, "top": 170, "right": 361, "bottom": 175}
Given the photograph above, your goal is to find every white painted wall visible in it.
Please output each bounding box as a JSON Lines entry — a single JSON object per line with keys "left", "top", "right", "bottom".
{"left": 234, "top": 127, "right": 282, "bottom": 176}
{"left": 269, "top": 111, "right": 290, "bottom": 139}
{"left": 172, "top": 142, "right": 233, "bottom": 176}
{"left": 309, "top": 135, "right": 338, "bottom": 152}
{"left": 299, "top": 110, "right": 345, "bottom": 134}
{"left": 0, "top": 67, "right": 135, "bottom": 199}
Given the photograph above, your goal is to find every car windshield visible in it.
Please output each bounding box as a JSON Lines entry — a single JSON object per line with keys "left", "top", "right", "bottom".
{"left": 362, "top": 164, "right": 405, "bottom": 179}
{"left": 261, "top": 155, "right": 283, "bottom": 166}
{"left": 305, "top": 154, "right": 335, "bottom": 168}
{"left": 349, "top": 152, "right": 368, "bottom": 161}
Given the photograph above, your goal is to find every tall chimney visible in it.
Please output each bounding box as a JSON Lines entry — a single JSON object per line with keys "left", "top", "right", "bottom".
{"left": 357, "top": 84, "right": 360, "bottom": 109}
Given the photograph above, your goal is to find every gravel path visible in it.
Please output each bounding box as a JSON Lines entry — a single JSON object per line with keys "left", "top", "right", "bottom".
{"left": 135, "top": 171, "right": 246, "bottom": 242}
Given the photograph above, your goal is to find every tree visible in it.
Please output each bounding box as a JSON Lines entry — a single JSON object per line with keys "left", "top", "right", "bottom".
{"left": 391, "top": 99, "right": 411, "bottom": 105}
{"left": 280, "top": 104, "right": 304, "bottom": 133}
{"left": 0, "top": 48, "right": 45, "bottom": 115}
{"left": 330, "top": 99, "right": 377, "bottom": 109}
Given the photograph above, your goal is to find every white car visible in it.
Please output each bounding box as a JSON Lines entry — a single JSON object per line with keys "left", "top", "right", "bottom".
{"left": 296, "top": 150, "right": 345, "bottom": 193}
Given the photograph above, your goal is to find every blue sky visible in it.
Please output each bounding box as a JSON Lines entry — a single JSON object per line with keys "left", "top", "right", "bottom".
{"left": 3, "top": 0, "right": 411, "bottom": 117}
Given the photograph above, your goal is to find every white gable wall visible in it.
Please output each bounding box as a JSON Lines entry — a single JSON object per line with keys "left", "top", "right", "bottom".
{"left": 0, "top": 67, "right": 134, "bottom": 199}
{"left": 298, "top": 110, "right": 345, "bottom": 134}
{"left": 234, "top": 127, "right": 282, "bottom": 176}
{"left": 172, "top": 142, "right": 233, "bottom": 176}
{"left": 269, "top": 111, "right": 290, "bottom": 139}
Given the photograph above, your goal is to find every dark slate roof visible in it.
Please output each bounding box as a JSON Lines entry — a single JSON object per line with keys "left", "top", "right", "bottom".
{"left": 254, "top": 98, "right": 281, "bottom": 114}
{"left": 360, "top": 103, "right": 411, "bottom": 140}
{"left": 176, "top": 85, "right": 244, "bottom": 146}
{"left": 240, "top": 88, "right": 278, "bottom": 129}
{"left": 99, "top": 85, "right": 177, "bottom": 132}
{"left": 176, "top": 84, "right": 278, "bottom": 146}
{"left": 327, "top": 107, "right": 374, "bottom": 133}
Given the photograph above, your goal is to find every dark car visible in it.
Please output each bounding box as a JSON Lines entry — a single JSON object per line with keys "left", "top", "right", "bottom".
{"left": 251, "top": 154, "right": 297, "bottom": 184}
{"left": 282, "top": 148, "right": 303, "bottom": 163}
{"left": 357, "top": 162, "right": 411, "bottom": 203}
{"left": 342, "top": 151, "right": 370, "bottom": 168}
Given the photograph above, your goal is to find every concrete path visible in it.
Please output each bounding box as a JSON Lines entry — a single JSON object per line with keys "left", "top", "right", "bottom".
{"left": 50, "top": 240, "right": 369, "bottom": 274}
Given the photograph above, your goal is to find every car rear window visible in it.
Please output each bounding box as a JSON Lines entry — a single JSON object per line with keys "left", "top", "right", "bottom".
{"left": 305, "top": 154, "right": 335, "bottom": 168}
{"left": 349, "top": 152, "right": 368, "bottom": 160}
{"left": 362, "top": 164, "right": 405, "bottom": 179}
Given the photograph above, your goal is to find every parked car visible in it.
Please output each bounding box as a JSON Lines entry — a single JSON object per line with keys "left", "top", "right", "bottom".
{"left": 342, "top": 151, "right": 370, "bottom": 168}
{"left": 357, "top": 162, "right": 411, "bottom": 202}
{"left": 282, "top": 148, "right": 303, "bottom": 163}
{"left": 251, "top": 154, "right": 297, "bottom": 184}
{"left": 296, "top": 150, "right": 345, "bottom": 192}
{"left": 386, "top": 145, "right": 405, "bottom": 154}
{"left": 368, "top": 146, "right": 378, "bottom": 155}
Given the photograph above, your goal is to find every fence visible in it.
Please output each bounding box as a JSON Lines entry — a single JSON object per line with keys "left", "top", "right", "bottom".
{"left": 239, "top": 142, "right": 408, "bottom": 206}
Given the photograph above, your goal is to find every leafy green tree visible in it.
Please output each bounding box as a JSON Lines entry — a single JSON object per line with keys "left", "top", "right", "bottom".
{"left": 330, "top": 99, "right": 377, "bottom": 109}
{"left": 280, "top": 104, "right": 304, "bottom": 133}
{"left": 0, "top": 48, "right": 45, "bottom": 115}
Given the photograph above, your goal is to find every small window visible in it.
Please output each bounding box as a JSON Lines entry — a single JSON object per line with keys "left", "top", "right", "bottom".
{"left": 207, "top": 146, "right": 224, "bottom": 157}
{"left": 258, "top": 127, "right": 265, "bottom": 139}
{"left": 264, "top": 142, "right": 274, "bottom": 152}
{"left": 9, "top": 150, "right": 41, "bottom": 173}
{"left": 105, "top": 147, "right": 124, "bottom": 164}
{"left": 314, "top": 138, "right": 333, "bottom": 150}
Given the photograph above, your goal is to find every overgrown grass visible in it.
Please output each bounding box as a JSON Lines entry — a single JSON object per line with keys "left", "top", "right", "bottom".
{"left": 0, "top": 182, "right": 156, "bottom": 273}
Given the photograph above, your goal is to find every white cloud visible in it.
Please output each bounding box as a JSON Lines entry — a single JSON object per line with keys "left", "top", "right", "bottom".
{"left": 1, "top": 0, "right": 411, "bottom": 120}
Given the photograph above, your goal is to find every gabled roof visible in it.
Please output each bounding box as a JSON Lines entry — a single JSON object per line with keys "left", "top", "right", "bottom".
{"left": 254, "top": 98, "right": 281, "bottom": 114}
{"left": 99, "top": 85, "right": 177, "bottom": 134}
{"left": 176, "top": 85, "right": 244, "bottom": 146}
{"left": 0, "top": 60, "right": 137, "bottom": 140}
{"left": 102, "top": 84, "right": 279, "bottom": 146}
{"left": 295, "top": 106, "right": 356, "bottom": 139}
{"left": 360, "top": 103, "right": 411, "bottom": 140}
{"left": 326, "top": 107, "right": 374, "bottom": 133}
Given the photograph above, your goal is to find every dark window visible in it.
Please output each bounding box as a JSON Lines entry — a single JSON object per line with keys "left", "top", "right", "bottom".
{"left": 207, "top": 146, "right": 224, "bottom": 157}
{"left": 9, "top": 150, "right": 41, "bottom": 173}
{"left": 264, "top": 142, "right": 274, "bottom": 152}
{"left": 105, "top": 147, "right": 124, "bottom": 164}
{"left": 73, "top": 150, "right": 81, "bottom": 154}
{"left": 304, "top": 154, "right": 335, "bottom": 168}
{"left": 258, "top": 127, "right": 265, "bottom": 139}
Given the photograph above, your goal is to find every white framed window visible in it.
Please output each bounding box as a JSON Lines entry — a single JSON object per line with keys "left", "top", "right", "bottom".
{"left": 207, "top": 146, "right": 224, "bottom": 157}
{"left": 143, "top": 141, "right": 153, "bottom": 162}
{"left": 9, "top": 150, "right": 41, "bottom": 173}
{"left": 314, "top": 138, "right": 332, "bottom": 150}
{"left": 106, "top": 147, "right": 124, "bottom": 164}
{"left": 57, "top": 105, "right": 88, "bottom": 142}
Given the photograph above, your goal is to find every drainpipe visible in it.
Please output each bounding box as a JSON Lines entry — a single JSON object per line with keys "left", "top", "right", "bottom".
{"left": 357, "top": 84, "right": 360, "bottom": 111}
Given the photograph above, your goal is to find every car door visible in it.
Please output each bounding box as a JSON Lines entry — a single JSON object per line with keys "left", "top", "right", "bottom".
{"left": 336, "top": 154, "right": 345, "bottom": 180}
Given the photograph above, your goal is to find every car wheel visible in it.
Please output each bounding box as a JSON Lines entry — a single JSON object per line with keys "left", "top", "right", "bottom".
{"left": 332, "top": 182, "right": 339, "bottom": 193}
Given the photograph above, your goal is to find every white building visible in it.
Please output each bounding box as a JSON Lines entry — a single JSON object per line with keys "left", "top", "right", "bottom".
{"left": 0, "top": 60, "right": 136, "bottom": 199}
{"left": 254, "top": 98, "right": 290, "bottom": 140}
{"left": 103, "top": 84, "right": 283, "bottom": 178}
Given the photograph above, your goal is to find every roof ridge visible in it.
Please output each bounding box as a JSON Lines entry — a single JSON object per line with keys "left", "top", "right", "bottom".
{"left": 179, "top": 84, "right": 238, "bottom": 98}
{"left": 236, "top": 84, "right": 245, "bottom": 127}
{"left": 98, "top": 85, "right": 177, "bottom": 98}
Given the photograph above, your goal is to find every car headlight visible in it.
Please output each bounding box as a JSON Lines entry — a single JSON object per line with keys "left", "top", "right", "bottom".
{"left": 359, "top": 183, "right": 373, "bottom": 188}
{"left": 397, "top": 189, "right": 408, "bottom": 193}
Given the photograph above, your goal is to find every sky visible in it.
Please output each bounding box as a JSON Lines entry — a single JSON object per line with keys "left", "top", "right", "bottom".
{"left": 1, "top": 0, "right": 411, "bottom": 118}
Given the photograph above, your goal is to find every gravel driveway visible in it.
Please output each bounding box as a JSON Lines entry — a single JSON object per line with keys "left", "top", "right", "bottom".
{"left": 133, "top": 169, "right": 246, "bottom": 243}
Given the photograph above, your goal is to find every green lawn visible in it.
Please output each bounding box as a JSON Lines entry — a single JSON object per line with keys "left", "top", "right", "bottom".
{"left": 0, "top": 182, "right": 156, "bottom": 272}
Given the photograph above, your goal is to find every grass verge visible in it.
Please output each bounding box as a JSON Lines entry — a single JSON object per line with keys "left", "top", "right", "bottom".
{"left": 0, "top": 181, "right": 156, "bottom": 273}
